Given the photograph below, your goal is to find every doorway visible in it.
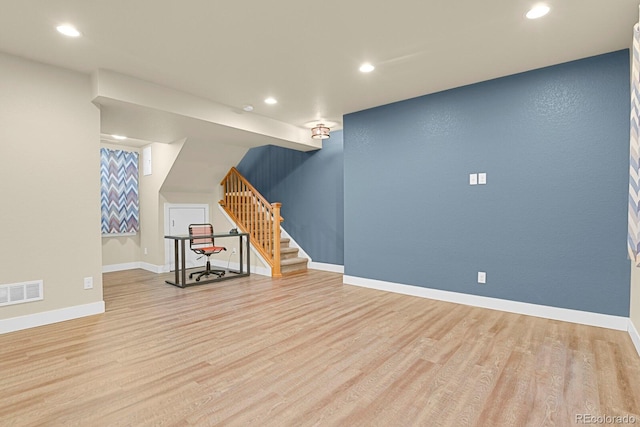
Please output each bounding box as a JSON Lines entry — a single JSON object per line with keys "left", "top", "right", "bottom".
{"left": 164, "top": 203, "right": 210, "bottom": 271}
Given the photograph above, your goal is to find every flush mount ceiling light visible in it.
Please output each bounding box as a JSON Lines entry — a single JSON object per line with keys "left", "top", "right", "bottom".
{"left": 111, "top": 134, "right": 127, "bottom": 140}
{"left": 526, "top": 4, "right": 550, "bottom": 19}
{"left": 56, "top": 24, "right": 81, "bottom": 37}
{"left": 311, "top": 123, "right": 330, "bottom": 140}
{"left": 359, "top": 63, "right": 375, "bottom": 73}
{"left": 264, "top": 97, "right": 278, "bottom": 105}
{"left": 242, "top": 104, "right": 254, "bottom": 112}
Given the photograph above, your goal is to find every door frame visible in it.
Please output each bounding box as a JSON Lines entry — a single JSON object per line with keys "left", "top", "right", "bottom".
{"left": 163, "top": 203, "right": 210, "bottom": 271}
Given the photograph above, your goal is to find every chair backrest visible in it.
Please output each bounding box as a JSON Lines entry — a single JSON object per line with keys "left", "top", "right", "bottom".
{"left": 188, "top": 223, "right": 214, "bottom": 250}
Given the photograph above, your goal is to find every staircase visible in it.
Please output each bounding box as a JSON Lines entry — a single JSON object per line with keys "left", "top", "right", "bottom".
{"left": 220, "top": 167, "right": 308, "bottom": 277}
{"left": 278, "top": 237, "right": 308, "bottom": 275}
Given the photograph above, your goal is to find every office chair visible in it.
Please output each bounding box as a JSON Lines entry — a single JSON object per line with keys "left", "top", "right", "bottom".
{"left": 188, "top": 223, "right": 226, "bottom": 282}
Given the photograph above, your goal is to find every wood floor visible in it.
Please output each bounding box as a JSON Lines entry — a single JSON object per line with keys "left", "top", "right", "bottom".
{"left": 0, "top": 269, "right": 639, "bottom": 426}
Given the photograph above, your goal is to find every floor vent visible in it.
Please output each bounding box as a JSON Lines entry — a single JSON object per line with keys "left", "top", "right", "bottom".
{"left": 0, "top": 280, "right": 43, "bottom": 306}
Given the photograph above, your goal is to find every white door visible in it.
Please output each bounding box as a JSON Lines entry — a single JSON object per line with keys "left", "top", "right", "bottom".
{"left": 165, "top": 204, "right": 209, "bottom": 271}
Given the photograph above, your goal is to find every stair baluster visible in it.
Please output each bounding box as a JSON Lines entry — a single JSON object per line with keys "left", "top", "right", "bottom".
{"left": 220, "top": 167, "right": 286, "bottom": 277}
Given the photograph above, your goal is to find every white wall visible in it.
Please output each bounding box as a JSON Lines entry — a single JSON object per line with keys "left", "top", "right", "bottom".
{"left": 139, "top": 140, "right": 185, "bottom": 268}
{"left": 0, "top": 52, "right": 103, "bottom": 321}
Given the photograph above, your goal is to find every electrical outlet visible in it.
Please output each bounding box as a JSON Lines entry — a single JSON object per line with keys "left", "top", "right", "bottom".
{"left": 232, "top": 248, "right": 237, "bottom": 255}
{"left": 144, "top": 247, "right": 148, "bottom": 255}
{"left": 469, "top": 173, "right": 478, "bottom": 185}
{"left": 477, "top": 272, "right": 486, "bottom": 284}
{"left": 478, "top": 173, "right": 487, "bottom": 185}
{"left": 84, "top": 276, "right": 93, "bottom": 290}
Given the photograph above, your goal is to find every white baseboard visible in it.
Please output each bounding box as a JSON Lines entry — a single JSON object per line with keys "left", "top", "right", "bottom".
{"left": 0, "top": 301, "right": 105, "bottom": 335}
{"left": 210, "top": 260, "right": 271, "bottom": 277}
{"left": 140, "top": 262, "right": 166, "bottom": 274}
{"left": 102, "top": 262, "right": 141, "bottom": 273}
{"left": 629, "top": 319, "right": 640, "bottom": 357}
{"left": 309, "top": 262, "right": 344, "bottom": 273}
{"left": 343, "top": 275, "right": 629, "bottom": 331}
{"left": 103, "top": 259, "right": 269, "bottom": 277}
{"left": 102, "top": 262, "right": 166, "bottom": 274}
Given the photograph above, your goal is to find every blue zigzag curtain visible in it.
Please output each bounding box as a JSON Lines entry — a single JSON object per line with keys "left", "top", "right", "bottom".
{"left": 101, "top": 148, "right": 139, "bottom": 234}
{"left": 629, "top": 23, "right": 640, "bottom": 265}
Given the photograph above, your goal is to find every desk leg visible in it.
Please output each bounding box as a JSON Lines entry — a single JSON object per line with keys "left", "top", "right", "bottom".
{"left": 173, "top": 239, "right": 179, "bottom": 285}
{"left": 181, "top": 239, "right": 186, "bottom": 287}
{"left": 239, "top": 234, "right": 243, "bottom": 275}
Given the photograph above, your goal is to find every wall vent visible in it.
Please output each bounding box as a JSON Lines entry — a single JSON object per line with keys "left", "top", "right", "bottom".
{"left": 0, "top": 280, "right": 43, "bottom": 306}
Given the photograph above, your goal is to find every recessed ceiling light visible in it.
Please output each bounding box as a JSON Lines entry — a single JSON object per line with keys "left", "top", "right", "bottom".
{"left": 111, "top": 134, "right": 127, "bottom": 140}
{"left": 56, "top": 25, "right": 81, "bottom": 37}
{"left": 264, "top": 97, "right": 277, "bottom": 105}
{"left": 526, "top": 4, "right": 550, "bottom": 19}
{"left": 242, "top": 104, "right": 254, "bottom": 112}
{"left": 359, "top": 63, "right": 375, "bottom": 73}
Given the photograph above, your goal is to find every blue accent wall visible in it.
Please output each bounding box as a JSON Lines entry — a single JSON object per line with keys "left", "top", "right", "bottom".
{"left": 344, "top": 50, "right": 630, "bottom": 316}
{"left": 237, "top": 131, "right": 344, "bottom": 265}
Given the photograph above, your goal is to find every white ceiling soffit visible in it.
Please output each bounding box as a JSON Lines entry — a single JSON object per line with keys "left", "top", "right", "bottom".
{"left": 160, "top": 137, "right": 252, "bottom": 194}
{"left": 93, "top": 70, "right": 321, "bottom": 151}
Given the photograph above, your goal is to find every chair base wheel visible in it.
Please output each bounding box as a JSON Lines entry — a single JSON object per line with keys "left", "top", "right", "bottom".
{"left": 190, "top": 269, "right": 226, "bottom": 282}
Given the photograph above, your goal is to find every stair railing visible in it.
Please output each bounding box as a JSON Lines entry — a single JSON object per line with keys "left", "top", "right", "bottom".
{"left": 220, "top": 167, "right": 282, "bottom": 277}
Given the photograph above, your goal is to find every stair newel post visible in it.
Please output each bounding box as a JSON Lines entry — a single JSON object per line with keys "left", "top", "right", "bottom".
{"left": 272, "top": 202, "right": 282, "bottom": 277}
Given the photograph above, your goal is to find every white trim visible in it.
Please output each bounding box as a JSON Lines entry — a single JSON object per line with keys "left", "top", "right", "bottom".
{"left": 0, "top": 301, "right": 105, "bottom": 334}
{"left": 101, "top": 232, "right": 137, "bottom": 238}
{"left": 210, "top": 259, "right": 271, "bottom": 277}
{"left": 102, "top": 258, "right": 268, "bottom": 276}
{"left": 102, "top": 262, "right": 166, "bottom": 274}
{"left": 309, "top": 262, "right": 344, "bottom": 273}
{"left": 629, "top": 319, "right": 640, "bottom": 357}
{"left": 343, "top": 275, "right": 629, "bottom": 331}
{"left": 141, "top": 262, "right": 167, "bottom": 274}
{"left": 102, "top": 262, "right": 141, "bottom": 273}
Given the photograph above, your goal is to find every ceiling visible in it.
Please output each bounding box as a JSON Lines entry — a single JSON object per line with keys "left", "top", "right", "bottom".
{"left": 0, "top": 0, "right": 638, "bottom": 141}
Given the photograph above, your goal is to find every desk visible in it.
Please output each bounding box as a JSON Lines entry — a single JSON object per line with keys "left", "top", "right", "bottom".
{"left": 164, "top": 232, "right": 250, "bottom": 288}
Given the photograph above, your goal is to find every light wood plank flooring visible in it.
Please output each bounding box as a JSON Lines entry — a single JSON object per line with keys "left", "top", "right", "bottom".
{"left": 0, "top": 269, "right": 639, "bottom": 426}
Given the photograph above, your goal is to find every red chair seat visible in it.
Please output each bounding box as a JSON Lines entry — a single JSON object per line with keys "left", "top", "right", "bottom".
{"left": 198, "top": 246, "right": 225, "bottom": 253}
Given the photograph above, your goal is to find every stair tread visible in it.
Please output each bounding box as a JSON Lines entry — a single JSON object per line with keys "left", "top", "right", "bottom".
{"left": 279, "top": 247, "right": 298, "bottom": 254}
{"left": 280, "top": 257, "right": 308, "bottom": 266}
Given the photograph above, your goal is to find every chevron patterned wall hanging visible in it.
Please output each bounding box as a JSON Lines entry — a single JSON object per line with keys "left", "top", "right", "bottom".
{"left": 101, "top": 148, "right": 139, "bottom": 234}
{"left": 629, "top": 24, "right": 640, "bottom": 265}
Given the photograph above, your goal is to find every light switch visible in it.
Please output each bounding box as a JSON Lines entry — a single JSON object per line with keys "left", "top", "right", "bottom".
{"left": 478, "top": 173, "right": 487, "bottom": 185}
{"left": 469, "top": 173, "right": 478, "bottom": 185}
